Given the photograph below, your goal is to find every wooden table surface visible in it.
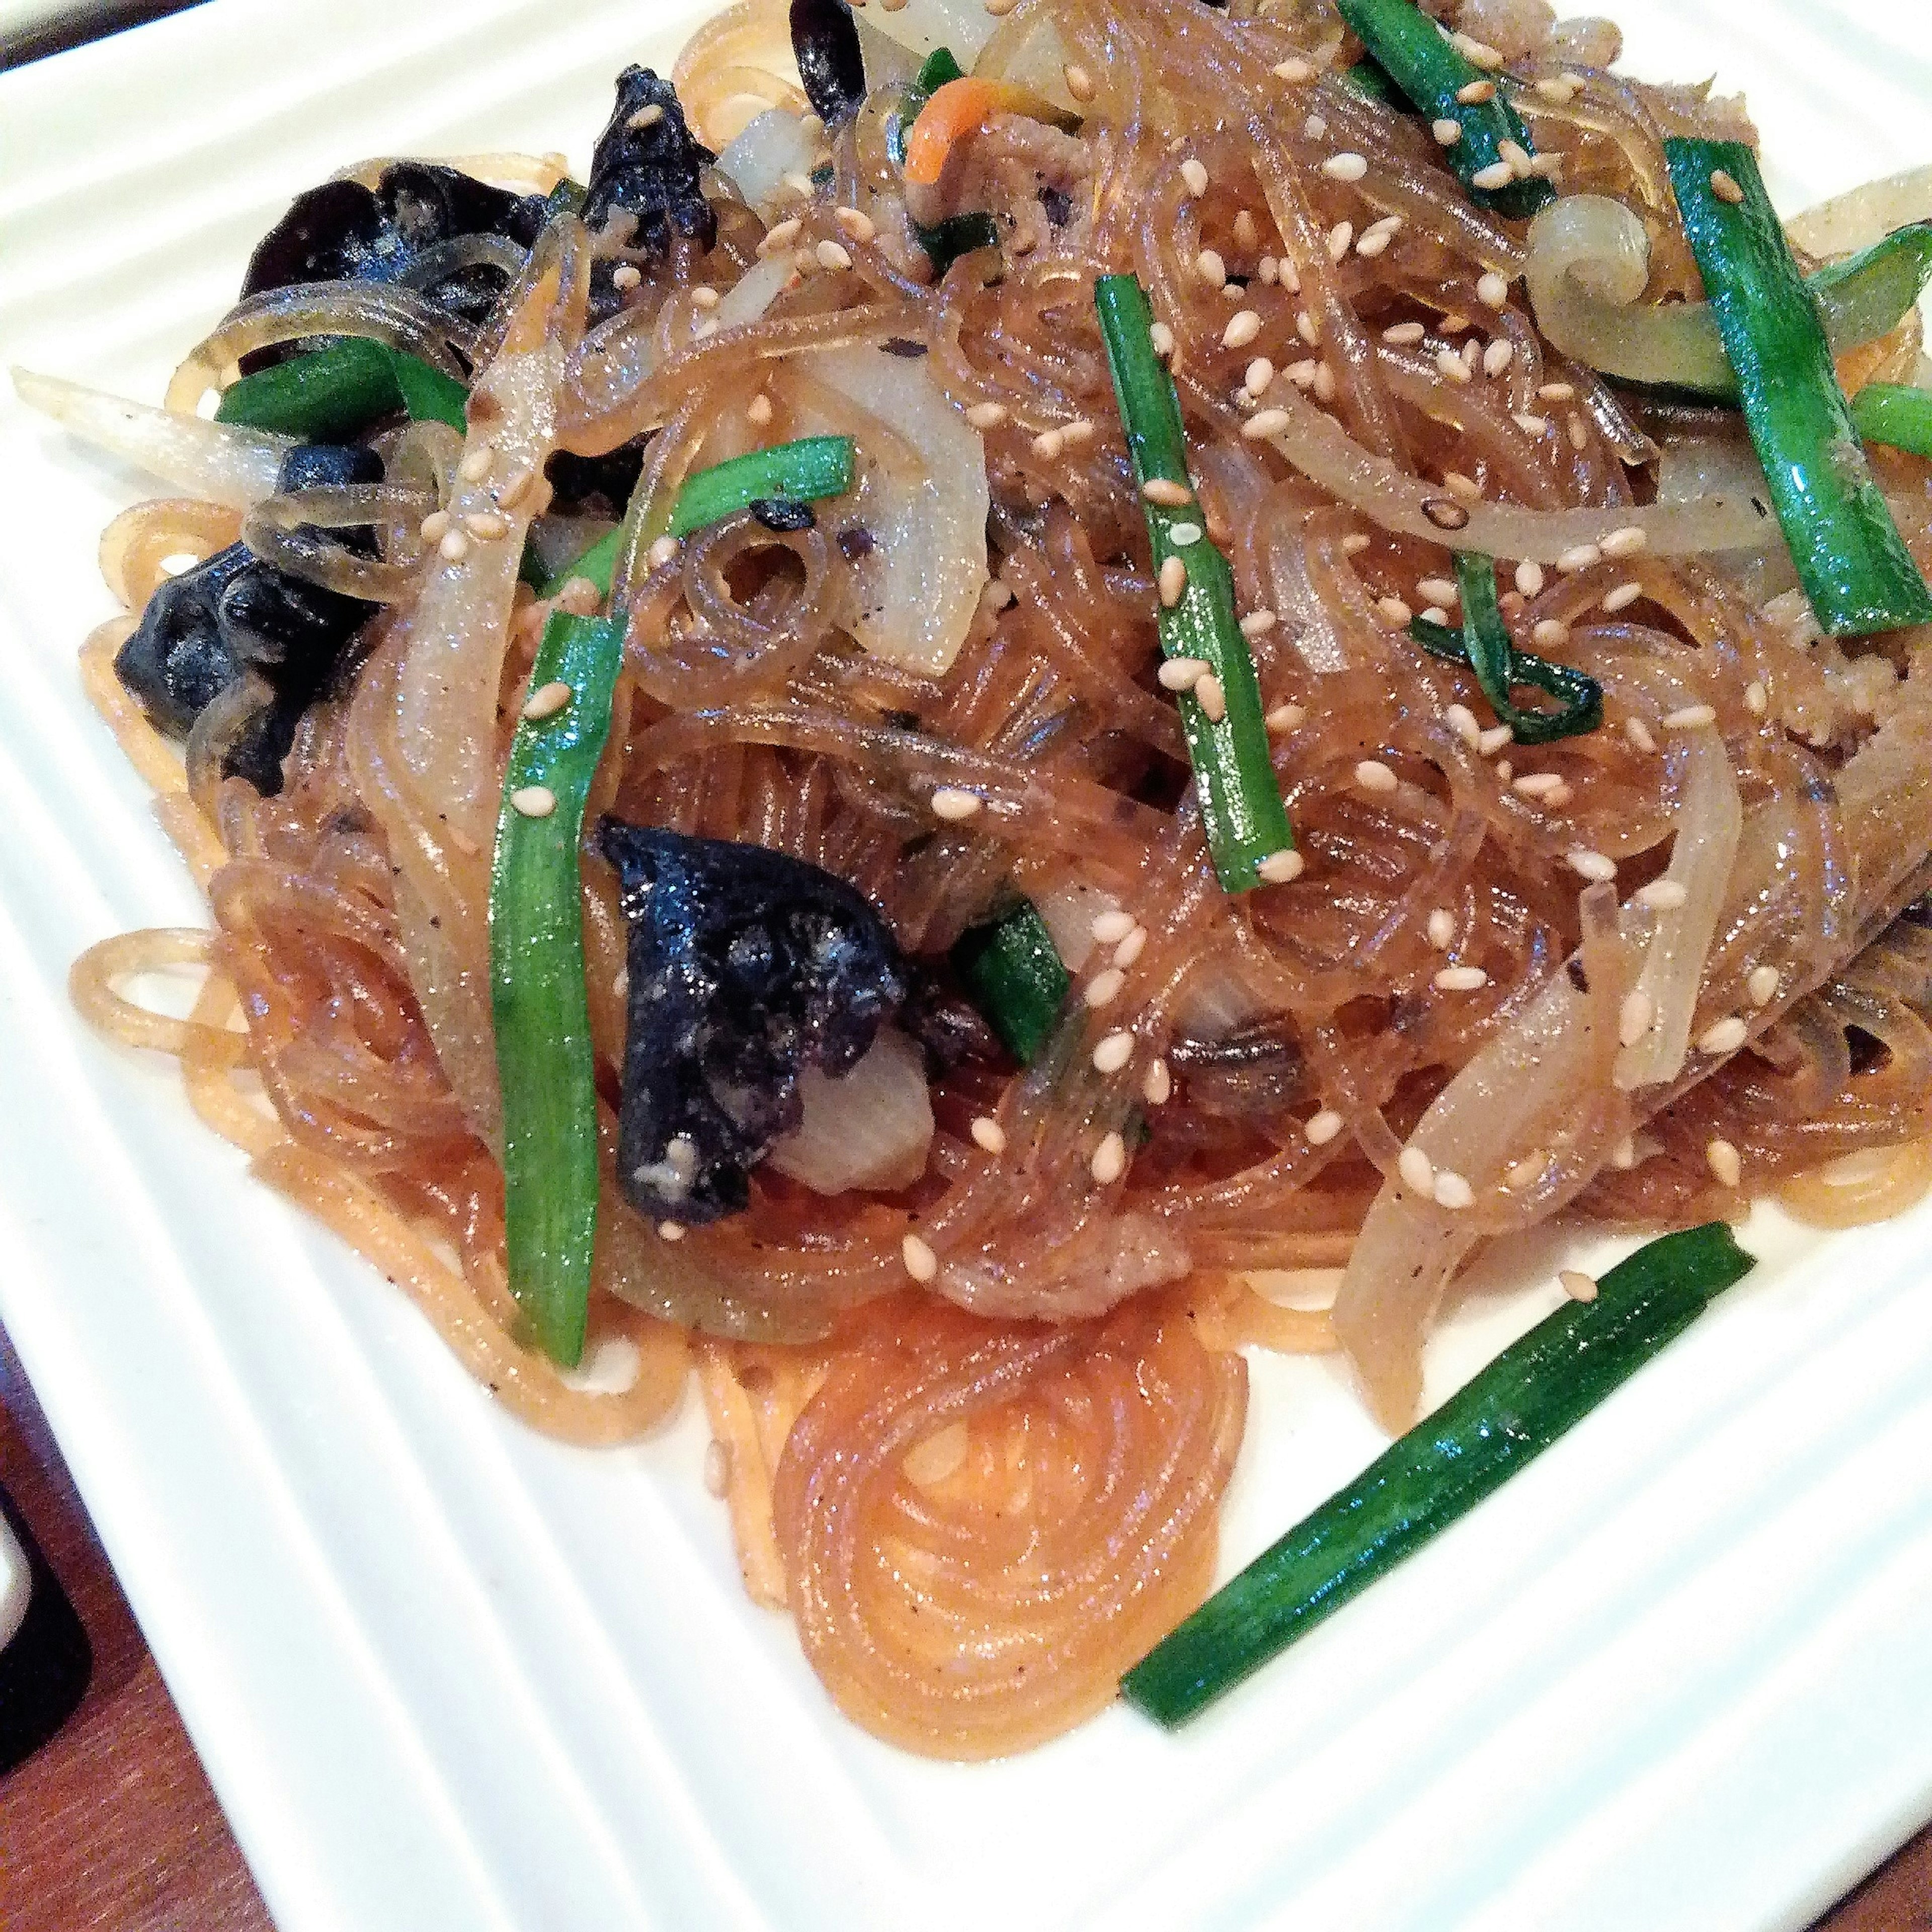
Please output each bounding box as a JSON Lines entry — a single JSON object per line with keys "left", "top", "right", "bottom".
{"left": 0, "top": 1327, "right": 1926, "bottom": 1930}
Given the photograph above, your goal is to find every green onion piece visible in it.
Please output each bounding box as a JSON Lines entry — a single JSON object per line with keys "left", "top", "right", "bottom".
{"left": 544, "top": 176, "right": 589, "bottom": 218}
{"left": 917, "top": 212, "right": 1002, "bottom": 277}
{"left": 666, "top": 434, "right": 856, "bottom": 537}
{"left": 1408, "top": 551, "right": 1603, "bottom": 744}
{"left": 884, "top": 47, "right": 1002, "bottom": 274}
{"left": 1664, "top": 138, "right": 1932, "bottom": 637}
{"left": 1849, "top": 381, "right": 1932, "bottom": 459}
{"left": 1121, "top": 1222, "right": 1757, "bottom": 1728}
{"left": 539, "top": 435, "right": 858, "bottom": 599}
{"left": 1339, "top": 57, "right": 1396, "bottom": 104}
{"left": 214, "top": 338, "right": 468, "bottom": 440}
{"left": 1094, "top": 274, "right": 1295, "bottom": 893}
{"left": 1333, "top": 0, "right": 1553, "bottom": 219}
{"left": 489, "top": 611, "right": 626, "bottom": 1367}
{"left": 1811, "top": 221, "right": 1932, "bottom": 358}
{"left": 951, "top": 900, "right": 1069, "bottom": 1064}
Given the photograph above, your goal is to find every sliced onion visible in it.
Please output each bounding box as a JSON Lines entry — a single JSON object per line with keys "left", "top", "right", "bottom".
{"left": 1614, "top": 725, "right": 1741, "bottom": 1089}
{"left": 789, "top": 345, "right": 990, "bottom": 675}
{"left": 973, "top": 8, "right": 1079, "bottom": 114}
{"left": 673, "top": 0, "right": 809, "bottom": 150}
{"left": 1034, "top": 878, "right": 1119, "bottom": 973}
{"left": 849, "top": 0, "right": 999, "bottom": 67}
{"left": 767, "top": 1027, "right": 934, "bottom": 1194}
{"left": 14, "top": 368, "right": 290, "bottom": 508}
{"left": 716, "top": 108, "right": 820, "bottom": 216}
{"left": 1789, "top": 164, "right": 1932, "bottom": 258}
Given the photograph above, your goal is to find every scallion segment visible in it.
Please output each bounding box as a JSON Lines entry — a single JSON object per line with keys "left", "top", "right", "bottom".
{"left": 1664, "top": 138, "right": 1932, "bottom": 637}
{"left": 952, "top": 900, "right": 1070, "bottom": 1065}
{"left": 1408, "top": 551, "right": 1602, "bottom": 744}
{"left": 539, "top": 434, "right": 858, "bottom": 598}
{"left": 1094, "top": 274, "right": 1295, "bottom": 894}
{"left": 1121, "top": 1221, "right": 1757, "bottom": 1727}
{"left": 1333, "top": 0, "right": 1553, "bottom": 219}
{"left": 887, "top": 48, "right": 1002, "bottom": 275}
{"left": 489, "top": 611, "right": 626, "bottom": 1366}
{"left": 214, "top": 337, "right": 468, "bottom": 440}
{"left": 1849, "top": 381, "right": 1932, "bottom": 460}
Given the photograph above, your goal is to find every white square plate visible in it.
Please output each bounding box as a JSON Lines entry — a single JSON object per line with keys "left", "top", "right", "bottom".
{"left": 4, "top": 2, "right": 1932, "bottom": 1926}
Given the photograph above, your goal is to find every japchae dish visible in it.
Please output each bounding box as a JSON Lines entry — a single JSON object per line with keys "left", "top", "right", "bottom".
{"left": 25, "top": 0, "right": 1932, "bottom": 1757}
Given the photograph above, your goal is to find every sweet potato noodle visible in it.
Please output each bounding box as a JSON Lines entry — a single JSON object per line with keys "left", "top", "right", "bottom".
{"left": 63, "top": 0, "right": 1932, "bottom": 1753}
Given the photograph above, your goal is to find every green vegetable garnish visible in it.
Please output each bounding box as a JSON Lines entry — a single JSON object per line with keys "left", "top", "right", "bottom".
{"left": 886, "top": 47, "right": 1003, "bottom": 276}
{"left": 539, "top": 435, "right": 857, "bottom": 600}
{"left": 488, "top": 612, "right": 626, "bottom": 1367}
{"left": 952, "top": 900, "right": 1070, "bottom": 1064}
{"left": 214, "top": 337, "right": 468, "bottom": 440}
{"left": 1339, "top": 57, "right": 1396, "bottom": 104}
{"left": 1849, "top": 381, "right": 1932, "bottom": 461}
{"left": 1333, "top": 0, "right": 1553, "bottom": 219}
{"left": 1121, "top": 1222, "right": 1758, "bottom": 1727}
{"left": 1095, "top": 273, "right": 1295, "bottom": 894}
{"left": 1409, "top": 550, "right": 1603, "bottom": 744}
{"left": 1664, "top": 138, "right": 1932, "bottom": 637}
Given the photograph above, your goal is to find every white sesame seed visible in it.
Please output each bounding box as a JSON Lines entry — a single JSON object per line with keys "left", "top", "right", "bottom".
{"left": 494, "top": 466, "right": 535, "bottom": 510}
{"left": 1383, "top": 321, "right": 1427, "bottom": 346}
{"left": 1698, "top": 1015, "right": 1748, "bottom": 1056}
{"left": 1266, "top": 702, "right": 1306, "bottom": 733}
{"left": 510, "top": 784, "right": 555, "bottom": 819}
{"left": 1478, "top": 723, "right": 1513, "bottom": 756}
{"left": 1415, "top": 577, "right": 1458, "bottom": 609}
{"left": 1748, "top": 964, "right": 1781, "bottom": 1007}
{"left": 1257, "top": 848, "right": 1305, "bottom": 884}
{"left": 458, "top": 444, "right": 495, "bottom": 482}
{"left": 835, "top": 205, "right": 876, "bottom": 244}
{"left": 1706, "top": 1138, "right": 1742, "bottom": 1187}
{"left": 554, "top": 577, "right": 602, "bottom": 615}
{"left": 1243, "top": 408, "right": 1291, "bottom": 441}
{"left": 1455, "top": 32, "right": 1506, "bottom": 68}
{"left": 1618, "top": 988, "right": 1655, "bottom": 1047}
{"left": 930, "top": 786, "right": 983, "bottom": 821}
{"left": 983, "top": 0, "right": 1018, "bottom": 15}
{"left": 438, "top": 529, "right": 471, "bottom": 563}
{"left": 1114, "top": 925, "right": 1149, "bottom": 967}
{"left": 1477, "top": 271, "right": 1510, "bottom": 308}
{"left": 1568, "top": 848, "right": 1617, "bottom": 882}
{"left": 1601, "top": 582, "right": 1643, "bottom": 613}
{"left": 1710, "top": 168, "right": 1745, "bottom": 205}
{"left": 1610, "top": 1137, "right": 1637, "bottom": 1170}
{"left": 1424, "top": 908, "right": 1455, "bottom": 950}
{"left": 1625, "top": 715, "right": 1659, "bottom": 754}
{"left": 1462, "top": 337, "right": 1482, "bottom": 374}
{"left": 1303, "top": 114, "right": 1328, "bottom": 141}
{"left": 610, "top": 262, "right": 642, "bottom": 293}
{"left": 1663, "top": 703, "right": 1718, "bottom": 731}
{"left": 1432, "top": 117, "right": 1464, "bottom": 146}
{"left": 1507, "top": 1152, "right": 1549, "bottom": 1189}
{"left": 521, "top": 680, "right": 574, "bottom": 722}
{"left": 747, "top": 393, "right": 774, "bottom": 428}
{"left": 1512, "top": 770, "right": 1566, "bottom": 798}
{"left": 1398, "top": 1146, "right": 1436, "bottom": 1194}
{"left": 1158, "top": 656, "right": 1211, "bottom": 691}
{"left": 1471, "top": 162, "right": 1515, "bottom": 191}
{"left": 1444, "top": 469, "right": 1482, "bottom": 502}
{"left": 1239, "top": 609, "right": 1278, "bottom": 640}
{"left": 1535, "top": 74, "right": 1583, "bottom": 102}
{"left": 969, "top": 1115, "right": 1007, "bottom": 1156}
{"left": 902, "top": 1232, "right": 939, "bottom": 1281}
{"left": 647, "top": 534, "right": 682, "bottom": 571}
{"left": 1063, "top": 60, "right": 1096, "bottom": 102}
{"left": 1284, "top": 360, "right": 1318, "bottom": 392}
{"left": 1567, "top": 412, "right": 1589, "bottom": 451}
{"left": 1220, "top": 308, "right": 1263, "bottom": 352}
{"left": 1539, "top": 382, "right": 1575, "bottom": 403}
{"left": 1298, "top": 309, "right": 1322, "bottom": 346}
{"left": 1092, "top": 1029, "right": 1135, "bottom": 1074}
{"left": 1327, "top": 221, "right": 1353, "bottom": 264}
{"left": 1085, "top": 968, "right": 1125, "bottom": 1009}
{"left": 1512, "top": 412, "right": 1550, "bottom": 436}
{"left": 1031, "top": 428, "right": 1065, "bottom": 460}
{"left": 1322, "top": 151, "right": 1369, "bottom": 183}
{"left": 1744, "top": 680, "right": 1768, "bottom": 715}
{"left": 1168, "top": 521, "right": 1204, "bottom": 547}
{"left": 1483, "top": 338, "right": 1514, "bottom": 378}
{"left": 1377, "top": 595, "right": 1414, "bottom": 625}
{"left": 1498, "top": 139, "right": 1533, "bottom": 178}
{"left": 963, "top": 401, "right": 1009, "bottom": 434}
{"left": 1158, "top": 556, "right": 1189, "bottom": 607}
{"left": 1434, "top": 964, "right": 1489, "bottom": 991}
{"left": 690, "top": 284, "right": 720, "bottom": 308}
{"left": 1195, "top": 248, "right": 1227, "bottom": 288}
{"left": 463, "top": 509, "right": 509, "bottom": 541}
{"left": 1559, "top": 1269, "right": 1598, "bottom": 1302}
{"left": 1193, "top": 673, "right": 1227, "bottom": 722}
{"left": 1312, "top": 363, "right": 1337, "bottom": 404}
{"left": 1530, "top": 618, "right": 1570, "bottom": 651}
{"left": 1637, "top": 879, "right": 1689, "bottom": 911}
{"left": 419, "top": 509, "right": 451, "bottom": 543}
{"left": 628, "top": 103, "right": 665, "bottom": 131}
{"left": 1433, "top": 1168, "right": 1475, "bottom": 1210}
{"left": 1151, "top": 321, "right": 1176, "bottom": 361}
{"left": 1355, "top": 759, "right": 1399, "bottom": 793}
{"left": 1444, "top": 703, "right": 1482, "bottom": 748}
{"left": 1242, "top": 357, "right": 1275, "bottom": 398}
{"left": 1435, "top": 346, "right": 1474, "bottom": 385}
{"left": 757, "top": 217, "right": 802, "bottom": 256}
{"left": 1259, "top": 256, "right": 1281, "bottom": 286}
{"left": 1556, "top": 543, "right": 1602, "bottom": 574}
{"left": 1091, "top": 1131, "right": 1127, "bottom": 1184}
{"left": 1457, "top": 78, "right": 1496, "bottom": 105}
{"left": 1514, "top": 560, "right": 1546, "bottom": 597}
{"left": 1143, "top": 1057, "right": 1172, "bottom": 1106}
{"left": 1305, "top": 1108, "right": 1344, "bottom": 1146}
{"left": 1356, "top": 228, "right": 1393, "bottom": 259}
{"left": 1273, "top": 56, "right": 1315, "bottom": 82}
{"left": 659, "top": 1221, "right": 685, "bottom": 1242}
{"left": 816, "top": 238, "right": 853, "bottom": 271}
{"left": 1180, "top": 156, "right": 1210, "bottom": 198}
{"left": 1092, "top": 908, "right": 1136, "bottom": 945}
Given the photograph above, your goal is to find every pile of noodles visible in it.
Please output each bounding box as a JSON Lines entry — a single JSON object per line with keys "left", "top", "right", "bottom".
{"left": 67, "top": 0, "right": 1932, "bottom": 1757}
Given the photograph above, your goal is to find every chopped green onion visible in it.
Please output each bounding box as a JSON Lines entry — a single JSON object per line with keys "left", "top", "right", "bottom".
{"left": 214, "top": 337, "right": 468, "bottom": 440}
{"left": 917, "top": 212, "right": 1002, "bottom": 277}
{"left": 952, "top": 900, "right": 1070, "bottom": 1064}
{"left": 1665, "top": 138, "right": 1932, "bottom": 637}
{"left": 544, "top": 176, "right": 589, "bottom": 218}
{"left": 489, "top": 612, "right": 627, "bottom": 1367}
{"left": 539, "top": 434, "right": 858, "bottom": 599}
{"left": 1339, "top": 57, "right": 1396, "bottom": 104}
{"left": 1409, "top": 551, "right": 1603, "bottom": 744}
{"left": 884, "top": 47, "right": 1002, "bottom": 275}
{"left": 1333, "top": 0, "right": 1553, "bottom": 220}
{"left": 1849, "top": 381, "right": 1932, "bottom": 460}
{"left": 1094, "top": 274, "right": 1295, "bottom": 894}
{"left": 1121, "top": 1222, "right": 1757, "bottom": 1727}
